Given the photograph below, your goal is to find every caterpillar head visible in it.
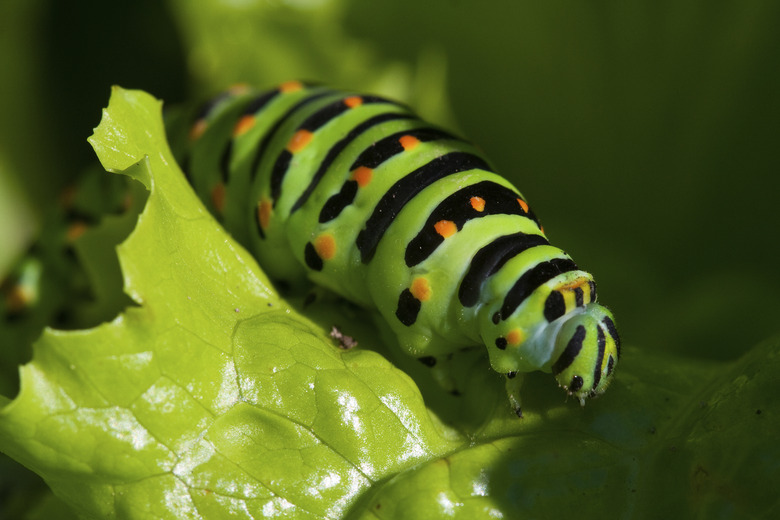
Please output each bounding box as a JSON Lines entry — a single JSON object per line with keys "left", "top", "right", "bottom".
{"left": 549, "top": 303, "right": 620, "bottom": 404}
{"left": 482, "top": 299, "right": 620, "bottom": 406}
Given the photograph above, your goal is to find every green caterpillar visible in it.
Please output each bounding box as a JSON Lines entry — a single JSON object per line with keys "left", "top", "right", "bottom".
{"left": 178, "top": 80, "right": 620, "bottom": 416}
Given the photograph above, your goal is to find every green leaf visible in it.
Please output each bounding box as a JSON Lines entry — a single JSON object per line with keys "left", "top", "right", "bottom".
{"left": 346, "top": 340, "right": 780, "bottom": 519}
{"left": 0, "top": 87, "right": 461, "bottom": 518}
{"left": 0, "top": 156, "right": 38, "bottom": 279}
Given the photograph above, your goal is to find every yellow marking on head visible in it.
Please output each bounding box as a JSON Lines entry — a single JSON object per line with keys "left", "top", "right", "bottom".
{"left": 279, "top": 80, "right": 304, "bottom": 93}
{"left": 233, "top": 115, "right": 256, "bottom": 137}
{"left": 350, "top": 166, "right": 373, "bottom": 187}
{"left": 585, "top": 283, "right": 595, "bottom": 303}
{"left": 410, "top": 277, "right": 431, "bottom": 301}
{"left": 189, "top": 119, "right": 208, "bottom": 141}
{"left": 434, "top": 220, "right": 457, "bottom": 238}
{"left": 517, "top": 198, "right": 529, "bottom": 213}
{"left": 470, "top": 196, "right": 486, "bottom": 212}
{"left": 563, "top": 290, "right": 578, "bottom": 312}
{"left": 314, "top": 234, "right": 336, "bottom": 260}
{"left": 344, "top": 96, "right": 363, "bottom": 108}
{"left": 287, "top": 129, "right": 313, "bottom": 153}
{"left": 399, "top": 135, "right": 420, "bottom": 151}
{"left": 507, "top": 328, "right": 524, "bottom": 346}
{"left": 66, "top": 221, "right": 88, "bottom": 242}
{"left": 257, "top": 199, "right": 272, "bottom": 230}
{"left": 211, "top": 182, "right": 226, "bottom": 214}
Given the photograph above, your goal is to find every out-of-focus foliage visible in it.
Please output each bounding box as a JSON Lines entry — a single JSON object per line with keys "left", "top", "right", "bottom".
{"left": 1, "top": 0, "right": 778, "bottom": 518}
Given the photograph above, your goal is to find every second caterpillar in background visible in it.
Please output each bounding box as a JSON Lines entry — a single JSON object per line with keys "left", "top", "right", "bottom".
{"left": 176, "top": 80, "right": 621, "bottom": 417}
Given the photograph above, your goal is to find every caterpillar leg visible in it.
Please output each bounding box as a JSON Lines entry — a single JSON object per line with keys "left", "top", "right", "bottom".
{"left": 505, "top": 372, "right": 526, "bottom": 418}
{"left": 418, "top": 355, "right": 460, "bottom": 395}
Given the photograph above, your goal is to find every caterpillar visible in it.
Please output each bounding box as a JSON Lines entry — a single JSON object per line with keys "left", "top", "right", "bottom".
{"left": 177, "top": 80, "right": 620, "bottom": 416}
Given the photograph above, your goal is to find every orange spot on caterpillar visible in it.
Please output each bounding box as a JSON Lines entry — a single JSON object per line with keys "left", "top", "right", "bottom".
{"left": 434, "top": 220, "right": 457, "bottom": 238}
{"left": 211, "top": 182, "right": 226, "bottom": 214}
{"left": 351, "top": 166, "right": 373, "bottom": 187}
{"left": 66, "top": 221, "right": 88, "bottom": 242}
{"left": 257, "top": 199, "right": 272, "bottom": 230}
{"left": 507, "top": 329, "right": 524, "bottom": 346}
{"left": 279, "top": 80, "right": 304, "bottom": 93}
{"left": 314, "top": 234, "right": 336, "bottom": 260}
{"left": 470, "top": 196, "right": 486, "bottom": 212}
{"left": 410, "top": 277, "right": 431, "bottom": 301}
{"left": 399, "top": 135, "right": 420, "bottom": 151}
{"left": 560, "top": 279, "right": 588, "bottom": 291}
{"left": 233, "top": 115, "right": 256, "bottom": 137}
{"left": 189, "top": 119, "right": 208, "bottom": 141}
{"left": 287, "top": 129, "right": 313, "bottom": 153}
{"left": 344, "top": 96, "right": 363, "bottom": 108}
{"left": 517, "top": 198, "right": 529, "bottom": 213}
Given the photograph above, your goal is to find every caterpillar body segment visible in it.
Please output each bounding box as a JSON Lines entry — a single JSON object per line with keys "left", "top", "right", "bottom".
{"left": 178, "top": 81, "right": 621, "bottom": 413}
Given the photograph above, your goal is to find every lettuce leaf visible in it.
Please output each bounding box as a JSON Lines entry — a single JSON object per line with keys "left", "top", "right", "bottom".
{"left": 1, "top": 87, "right": 461, "bottom": 518}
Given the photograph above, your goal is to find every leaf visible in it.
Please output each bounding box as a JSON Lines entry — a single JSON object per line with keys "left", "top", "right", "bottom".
{"left": 0, "top": 155, "right": 38, "bottom": 279}
{"left": 0, "top": 87, "right": 461, "bottom": 518}
{"left": 344, "top": 340, "right": 780, "bottom": 519}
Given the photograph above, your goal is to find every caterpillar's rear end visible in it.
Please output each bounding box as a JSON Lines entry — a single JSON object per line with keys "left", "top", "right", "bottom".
{"left": 175, "top": 81, "right": 620, "bottom": 416}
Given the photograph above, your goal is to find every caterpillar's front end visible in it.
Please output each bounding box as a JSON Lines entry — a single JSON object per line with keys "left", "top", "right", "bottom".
{"left": 548, "top": 303, "right": 620, "bottom": 404}
{"left": 478, "top": 262, "right": 620, "bottom": 414}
